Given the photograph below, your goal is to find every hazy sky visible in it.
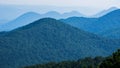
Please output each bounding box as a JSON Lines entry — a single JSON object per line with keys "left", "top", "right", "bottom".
{"left": 1, "top": 0, "right": 120, "bottom": 7}
{"left": 0, "top": 0, "right": 120, "bottom": 16}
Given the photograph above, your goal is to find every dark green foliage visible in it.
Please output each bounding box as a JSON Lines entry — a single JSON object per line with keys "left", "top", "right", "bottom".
{"left": 100, "top": 49, "right": 120, "bottom": 68}
{"left": 24, "top": 56, "right": 104, "bottom": 68}
{"left": 24, "top": 49, "right": 120, "bottom": 68}
{"left": 0, "top": 18, "right": 120, "bottom": 68}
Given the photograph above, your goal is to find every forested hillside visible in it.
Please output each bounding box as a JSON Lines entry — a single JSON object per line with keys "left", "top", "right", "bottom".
{"left": 61, "top": 9, "right": 120, "bottom": 39}
{"left": 24, "top": 56, "right": 104, "bottom": 68}
{"left": 0, "top": 18, "right": 120, "bottom": 68}
{"left": 24, "top": 49, "right": 120, "bottom": 68}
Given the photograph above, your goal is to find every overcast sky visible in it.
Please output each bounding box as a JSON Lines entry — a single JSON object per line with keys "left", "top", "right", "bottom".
{"left": 0, "top": 0, "right": 120, "bottom": 7}
{"left": 0, "top": 0, "right": 120, "bottom": 15}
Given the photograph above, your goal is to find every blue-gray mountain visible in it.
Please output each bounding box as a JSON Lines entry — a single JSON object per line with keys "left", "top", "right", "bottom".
{"left": 0, "top": 5, "right": 85, "bottom": 20}
{"left": 42, "top": 11, "right": 84, "bottom": 19}
{"left": 98, "top": 28, "right": 120, "bottom": 39}
{"left": 0, "top": 11, "right": 85, "bottom": 31}
{"left": 0, "top": 18, "right": 120, "bottom": 68}
{"left": 0, "top": 12, "right": 41, "bottom": 31}
{"left": 61, "top": 9, "right": 120, "bottom": 39}
{"left": 92, "top": 7, "right": 118, "bottom": 18}
{"left": 0, "top": 19, "right": 9, "bottom": 25}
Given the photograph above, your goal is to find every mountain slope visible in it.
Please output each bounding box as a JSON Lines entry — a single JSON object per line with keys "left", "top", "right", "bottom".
{"left": 0, "top": 12, "right": 41, "bottom": 31}
{"left": 93, "top": 9, "right": 120, "bottom": 33}
{"left": 60, "top": 17, "right": 97, "bottom": 32}
{"left": 61, "top": 9, "right": 120, "bottom": 38}
{"left": 99, "top": 28, "right": 120, "bottom": 39}
{"left": 42, "top": 11, "right": 85, "bottom": 19}
{"left": 0, "top": 18, "right": 120, "bottom": 68}
{"left": 92, "top": 7, "right": 118, "bottom": 17}
{"left": 62, "top": 11, "right": 85, "bottom": 18}
{"left": 41, "top": 11, "right": 61, "bottom": 18}
{"left": 0, "top": 19, "right": 9, "bottom": 25}
{"left": 0, "top": 11, "right": 85, "bottom": 32}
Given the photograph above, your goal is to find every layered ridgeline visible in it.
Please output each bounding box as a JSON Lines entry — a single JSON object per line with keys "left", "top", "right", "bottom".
{"left": 0, "top": 12, "right": 41, "bottom": 31}
{"left": 1, "top": 9, "right": 120, "bottom": 39}
{"left": 0, "top": 18, "right": 120, "bottom": 68}
{"left": 42, "top": 11, "right": 84, "bottom": 19}
{"left": 92, "top": 7, "right": 118, "bottom": 18}
{"left": 0, "top": 11, "right": 84, "bottom": 31}
{"left": 61, "top": 9, "right": 120, "bottom": 39}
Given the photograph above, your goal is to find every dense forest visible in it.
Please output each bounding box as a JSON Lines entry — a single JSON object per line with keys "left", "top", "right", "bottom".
{"left": 1, "top": 18, "right": 120, "bottom": 68}
{"left": 24, "top": 49, "right": 120, "bottom": 68}
{"left": 0, "top": 3, "right": 120, "bottom": 68}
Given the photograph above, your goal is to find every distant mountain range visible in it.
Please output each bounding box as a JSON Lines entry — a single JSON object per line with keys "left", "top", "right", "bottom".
{"left": 61, "top": 9, "right": 120, "bottom": 39}
{"left": 0, "top": 9, "right": 120, "bottom": 39}
{"left": 0, "top": 11, "right": 85, "bottom": 31}
{"left": 0, "top": 5, "right": 120, "bottom": 68}
{"left": 0, "top": 18, "right": 120, "bottom": 68}
{"left": 92, "top": 7, "right": 118, "bottom": 18}
{"left": 0, "top": 12, "right": 41, "bottom": 31}
{"left": 0, "top": 7, "right": 119, "bottom": 32}
{"left": 0, "top": 19, "right": 9, "bottom": 25}
{"left": 41, "top": 11, "right": 85, "bottom": 19}
{"left": 0, "top": 5, "right": 86, "bottom": 20}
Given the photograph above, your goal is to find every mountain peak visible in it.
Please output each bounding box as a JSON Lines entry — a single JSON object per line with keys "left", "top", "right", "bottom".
{"left": 14, "top": 18, "right": 58, "bottom": 31}
{"left": 107, "top": 7, "right": 118, "bottom": 11}
{"left": 63, "top": 11, "right": 82, "bottom": 15}
{"left": 93, "top": 7, "right": 118, "bottom": 18}
{"left": 45, "top": 11, "right": 60, "bottom": 15}
{"left": 36, "top": 18, "right": 58, "bottom": 23}
{"left": 22, "top": 12, "right": 41, "bottom": 16}
{"left": 0, "top": 12, "right": 41, "bottom": 31}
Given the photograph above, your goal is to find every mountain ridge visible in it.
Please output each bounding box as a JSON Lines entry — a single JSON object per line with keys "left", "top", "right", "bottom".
{"left": 0, "top": 18, "right": 120, "bottom": 68}
{"left": 92, "top": 7, "right": 118, "bottom": 17}
{"left": 61, "top": 9, "right": 120, "bottom": 39}
{"left": 0, "top": 12, "right": 41, "bottom": 31}
{"left": 0, "top": 11, "right": 85, "bottom": 31}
